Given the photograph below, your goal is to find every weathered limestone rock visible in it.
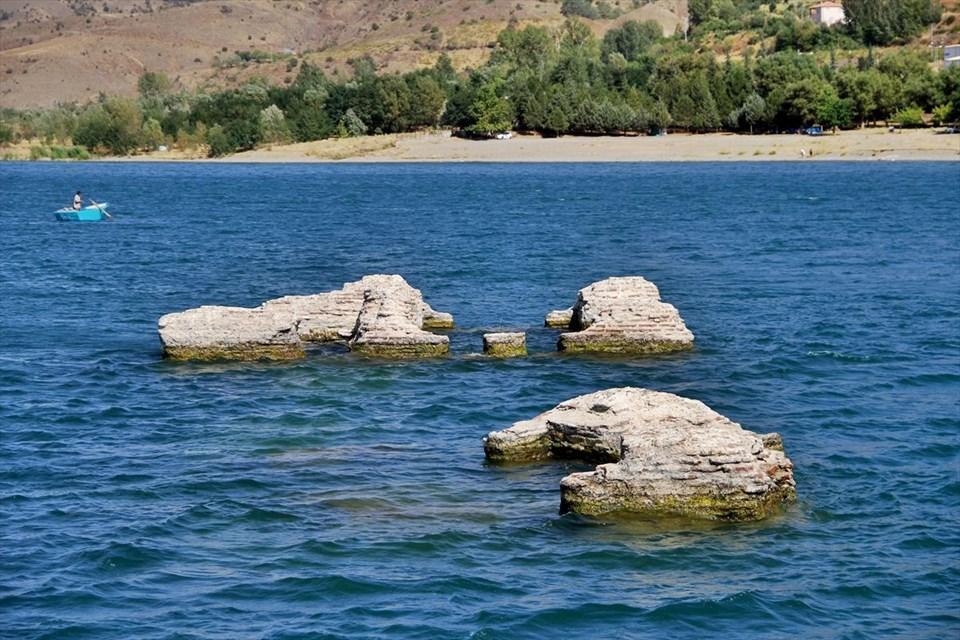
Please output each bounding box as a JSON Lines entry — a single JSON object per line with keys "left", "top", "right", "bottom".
{"left": 159, "top": 274, "right": 452, "bottom": 361}
{"left": 158, "top": 306, "right": 304, "bottom": 361}
{"left": 422, "top": 304, "right": 455, "bottom": 329}
{"left": 484, "top": 387, "right": 795, "bottom": 521}
{"left": 547, "top": 277, "right": 693, "bottom": 354}
{"left": 544, "top": 308, "right": 574, "bottom": 328}
{"left": 260, "top": 274, "right": 454, "bottom": 340}
{"left": 260, "top": 291, "right": 361, "bottom": 342}
{"left": 483, "top": 332, "right": 527, "bottom": 357}
{"left": 348, "top": 288, "right": 449, "bottom": 357}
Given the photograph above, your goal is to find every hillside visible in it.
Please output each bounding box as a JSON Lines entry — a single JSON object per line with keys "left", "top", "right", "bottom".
{"left": 0, "top": 0, "right": 687, "bottom": 109}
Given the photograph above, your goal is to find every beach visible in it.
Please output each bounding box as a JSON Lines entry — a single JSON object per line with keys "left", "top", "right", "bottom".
{"left": 221, "top": 128, "right": 960, "bottom": 162}
{"left": 7, "top": 128, "right": 957, "bottom": 163}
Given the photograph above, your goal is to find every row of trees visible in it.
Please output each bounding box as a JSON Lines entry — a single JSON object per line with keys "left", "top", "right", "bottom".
{"left": 690, "top": 0, "right": 942, "bottom": 47}
{"left": 2, "top": 18, "right": 958, "bottom": 156}
{"left": 446, "top": 20, "right": 959, "bottom": 137}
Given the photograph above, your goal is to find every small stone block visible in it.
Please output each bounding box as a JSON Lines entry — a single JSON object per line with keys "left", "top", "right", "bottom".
{"left": 483, "top": 332, "right": 527, "bottom": 357}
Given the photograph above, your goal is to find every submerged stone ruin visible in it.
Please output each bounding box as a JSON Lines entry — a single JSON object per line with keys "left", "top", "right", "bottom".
{"left": 545, "top": 276, "right": 694, "bottom": 354}
{"left": 158, "top": 274, "right": 452, "bottom": 361}
{"left": 484, "top": 387, "right": 795, "bottom": 521}
{"left": 482, "top": 332, "right": 527, "bottom": 358}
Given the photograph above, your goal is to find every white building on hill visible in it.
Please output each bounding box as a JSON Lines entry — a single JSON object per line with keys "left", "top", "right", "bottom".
{"left": 809, "top": 1, "right": 845, "bottom": 27}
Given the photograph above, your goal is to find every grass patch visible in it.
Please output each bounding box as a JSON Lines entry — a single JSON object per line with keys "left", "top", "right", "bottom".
{"left": 29, "top": 145, "right": 91, "bottom": 160}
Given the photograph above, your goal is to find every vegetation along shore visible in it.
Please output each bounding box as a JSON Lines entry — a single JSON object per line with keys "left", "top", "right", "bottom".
{"left": 1, "top": 0, "right": 957, "bottom": 162}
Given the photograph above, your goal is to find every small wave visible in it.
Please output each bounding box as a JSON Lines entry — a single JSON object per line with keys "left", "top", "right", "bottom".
{"left": 897, "top": 372, "right": 960, "bottom": 386}
{"left": 805, "top": 350, "right": 878, "bottom": 363}
{"left": 74, "top": 540, "right": 167, "bottom": 573}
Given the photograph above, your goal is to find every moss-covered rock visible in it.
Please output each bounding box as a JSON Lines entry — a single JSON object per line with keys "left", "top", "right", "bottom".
{"left": 350, "top": 342, "right": 449, "bottom": 358}
{"left": 158, "top": 305, "right": 304, "bottom": 362}
{"left": 163, "top": 343, "right": 306, "bottom": 362}
{"left": 347, "top": 288, "right": 450, "bottom": 358}
{"left": 484, "top": 387, "right": 796, "bottom": 522}
{"left": 483, "top": 332, "right": 527, "bottom": 358}
{"left": 546, "top": 277, "right": 694, "bottom": 355}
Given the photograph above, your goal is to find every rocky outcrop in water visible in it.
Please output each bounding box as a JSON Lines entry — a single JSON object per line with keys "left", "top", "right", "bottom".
{"left": 545, "top": 277, "right": 693, "bottom": 354}
{"left": 484, "top": 387, "right": 795, "bottom": 521}
{"left": 348, "top": 283, "right": 450, "bottom": 357}
{"left": 158, "top": 306, "right": 305, "bottom": 361}
{"left": 483, "top": 332, "right": 526, "bottom": 357}
{"left": 158, "top": 274, "right": 451, "bottom": 360}
{"left": 544, "top": 308, "right": 573, "bottom": 328}
{"left": 260, "top": 274, "right": 453, "bottom": 342}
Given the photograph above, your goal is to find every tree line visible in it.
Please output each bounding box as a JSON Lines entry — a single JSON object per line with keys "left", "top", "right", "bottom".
{"left": 1, "top": 16, "right": 958, "bottom": 157}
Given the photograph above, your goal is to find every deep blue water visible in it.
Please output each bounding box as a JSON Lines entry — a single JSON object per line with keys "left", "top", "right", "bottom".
{"left": 1, "top": 161, "right": 958, "bottom": 639}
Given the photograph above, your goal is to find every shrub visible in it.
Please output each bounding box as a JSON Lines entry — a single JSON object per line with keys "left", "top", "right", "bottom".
{"left": 0, "top": 121, "right": 13, "bottom": 145}
{"left": 205, "top": 124, "right": 232, "bottom": 157}
{"left": 931, "top": 104, "right": 951, "bottom": 126}
{"left": 893, "top": 106, "right": 925, "bottom": 128}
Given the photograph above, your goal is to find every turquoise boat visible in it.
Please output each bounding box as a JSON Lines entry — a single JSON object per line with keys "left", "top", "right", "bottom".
{"left": 55, "top": 203, "right": 110, "bottom": 221}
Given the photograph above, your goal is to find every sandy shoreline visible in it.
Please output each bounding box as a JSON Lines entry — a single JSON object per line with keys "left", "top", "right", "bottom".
{"left": 221, "top": 129, "right": 960, "bottom": 163}
{"left": 8, "top": 128, "right": 959, "bottom": 163}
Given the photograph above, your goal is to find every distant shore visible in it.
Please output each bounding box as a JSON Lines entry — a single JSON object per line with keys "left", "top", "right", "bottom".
{"left": 6, "top": 128, "right": 959, "bottom": 163}
{"left": 218, "top": 128, "right": 960, "bottom": 163}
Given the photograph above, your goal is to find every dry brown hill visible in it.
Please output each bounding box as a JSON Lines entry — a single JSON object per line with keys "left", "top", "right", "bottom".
{"left": 0, "top": 0, "right": 687, "bottom": 109}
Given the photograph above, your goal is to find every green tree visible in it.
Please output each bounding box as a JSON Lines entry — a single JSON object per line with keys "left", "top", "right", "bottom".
{"left": 0, "top": 121, "right": 14, "bottom": 145}
{"left": 601, "top": 20, "right": 661, "bottom": 62}
{"left": 843, "top": 0, "right": 942, "bottom": 46}
{"left": 466, "top": 82, "right": 513, "bottom": 136}
{"left": 837, "top": 69, "right": 878, "bottom": 127}
{"left": 689, "top": 0, "right": 713, "bottom": 26}
{"left": 141, "top": 117, "right": 164, "bottom": 149}
{"left": 817, "top": 95, "right": 853, "bottom": 131}
{"left": 258, "top": 104, "right": 290, "bottom": 143}
{"left": 772, "top": 78, "right": 835, "bottom": 128}
{"left": 542, "top": 103, "right": 570, "bottom": 137}
{"left": 496, "top": 25, "right": 556, "bottom": 75}
{"left": 205, "top": 124, "right": 231, "bottom": 157}
{"left": 73, "top": 97, "right": 143, "bottom": 154}
{"left": 338, "top": 108, "right": 367, "bottom": 137}
{"left": 938, "top": 66, "right": 960, "bottom": 121}
{"left": 740, "top": 93, "right": 766, "bottom": 133}
{"left": 406, "top": 74, "right": 446, "bottom": 129}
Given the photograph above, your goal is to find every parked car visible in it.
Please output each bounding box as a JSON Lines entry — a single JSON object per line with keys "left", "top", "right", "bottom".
{"left": 494, "top": 132, "right": 513, "bottom": 140}
{"left": 804, "top": 125, "right": 824, "bottom": 136}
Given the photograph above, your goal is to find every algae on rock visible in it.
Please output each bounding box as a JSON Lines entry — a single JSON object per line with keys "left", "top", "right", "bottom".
{"left": 484, "top": 387, "right": 795, "bottom": 522}
{"left": 545, "top": 277, "right": 694, "bottom": 354}
{"left": 483, "top": 332, "right": 527, "bottom": 358}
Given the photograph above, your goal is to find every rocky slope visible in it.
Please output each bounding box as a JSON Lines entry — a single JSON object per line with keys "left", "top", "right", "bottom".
{"left": 0, "top": 0, "right": 686, "bottom": 108}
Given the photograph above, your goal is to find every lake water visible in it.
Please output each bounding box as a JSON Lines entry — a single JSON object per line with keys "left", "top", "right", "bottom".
{"left": 1, "top": 161, "right": 958, "bottom": 639}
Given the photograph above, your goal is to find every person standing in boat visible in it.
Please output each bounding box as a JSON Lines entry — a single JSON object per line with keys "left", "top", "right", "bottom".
{"left": 73, "top": 191, "right": 82, "bottom": 210}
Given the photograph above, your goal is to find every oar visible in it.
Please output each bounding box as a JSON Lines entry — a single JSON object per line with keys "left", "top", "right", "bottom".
{"left": 90, "top": 198, "right": 112, "bottom": 220}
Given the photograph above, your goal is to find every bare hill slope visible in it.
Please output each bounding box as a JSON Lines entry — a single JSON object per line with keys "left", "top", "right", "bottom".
{"left": 0, "top": 0, "right": 686, "bottom": 109}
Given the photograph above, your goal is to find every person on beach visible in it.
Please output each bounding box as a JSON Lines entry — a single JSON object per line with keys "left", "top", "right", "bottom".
{"left": 73, "top": 191, "right": 82, "bottom": 210}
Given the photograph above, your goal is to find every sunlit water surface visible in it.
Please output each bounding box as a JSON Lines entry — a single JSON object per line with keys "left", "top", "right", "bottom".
{"left": 1, "top": 162, "right": 958, "bottom": 639}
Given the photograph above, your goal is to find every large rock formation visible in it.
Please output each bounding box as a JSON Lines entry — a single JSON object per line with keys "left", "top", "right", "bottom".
{"left": 158, "top": 306, "right": 305, "bottom": 361}
{"left": 545, "top": 277, "right": 693, "bottom": 354}
{"left": 260, "top": 274, "right": 454, "bottom": 342}
{"left": 484, "top": 388, "right": 795, "bottom": 521}
{"left": 158, "top": 274, "right": 452, "bottom": 360}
